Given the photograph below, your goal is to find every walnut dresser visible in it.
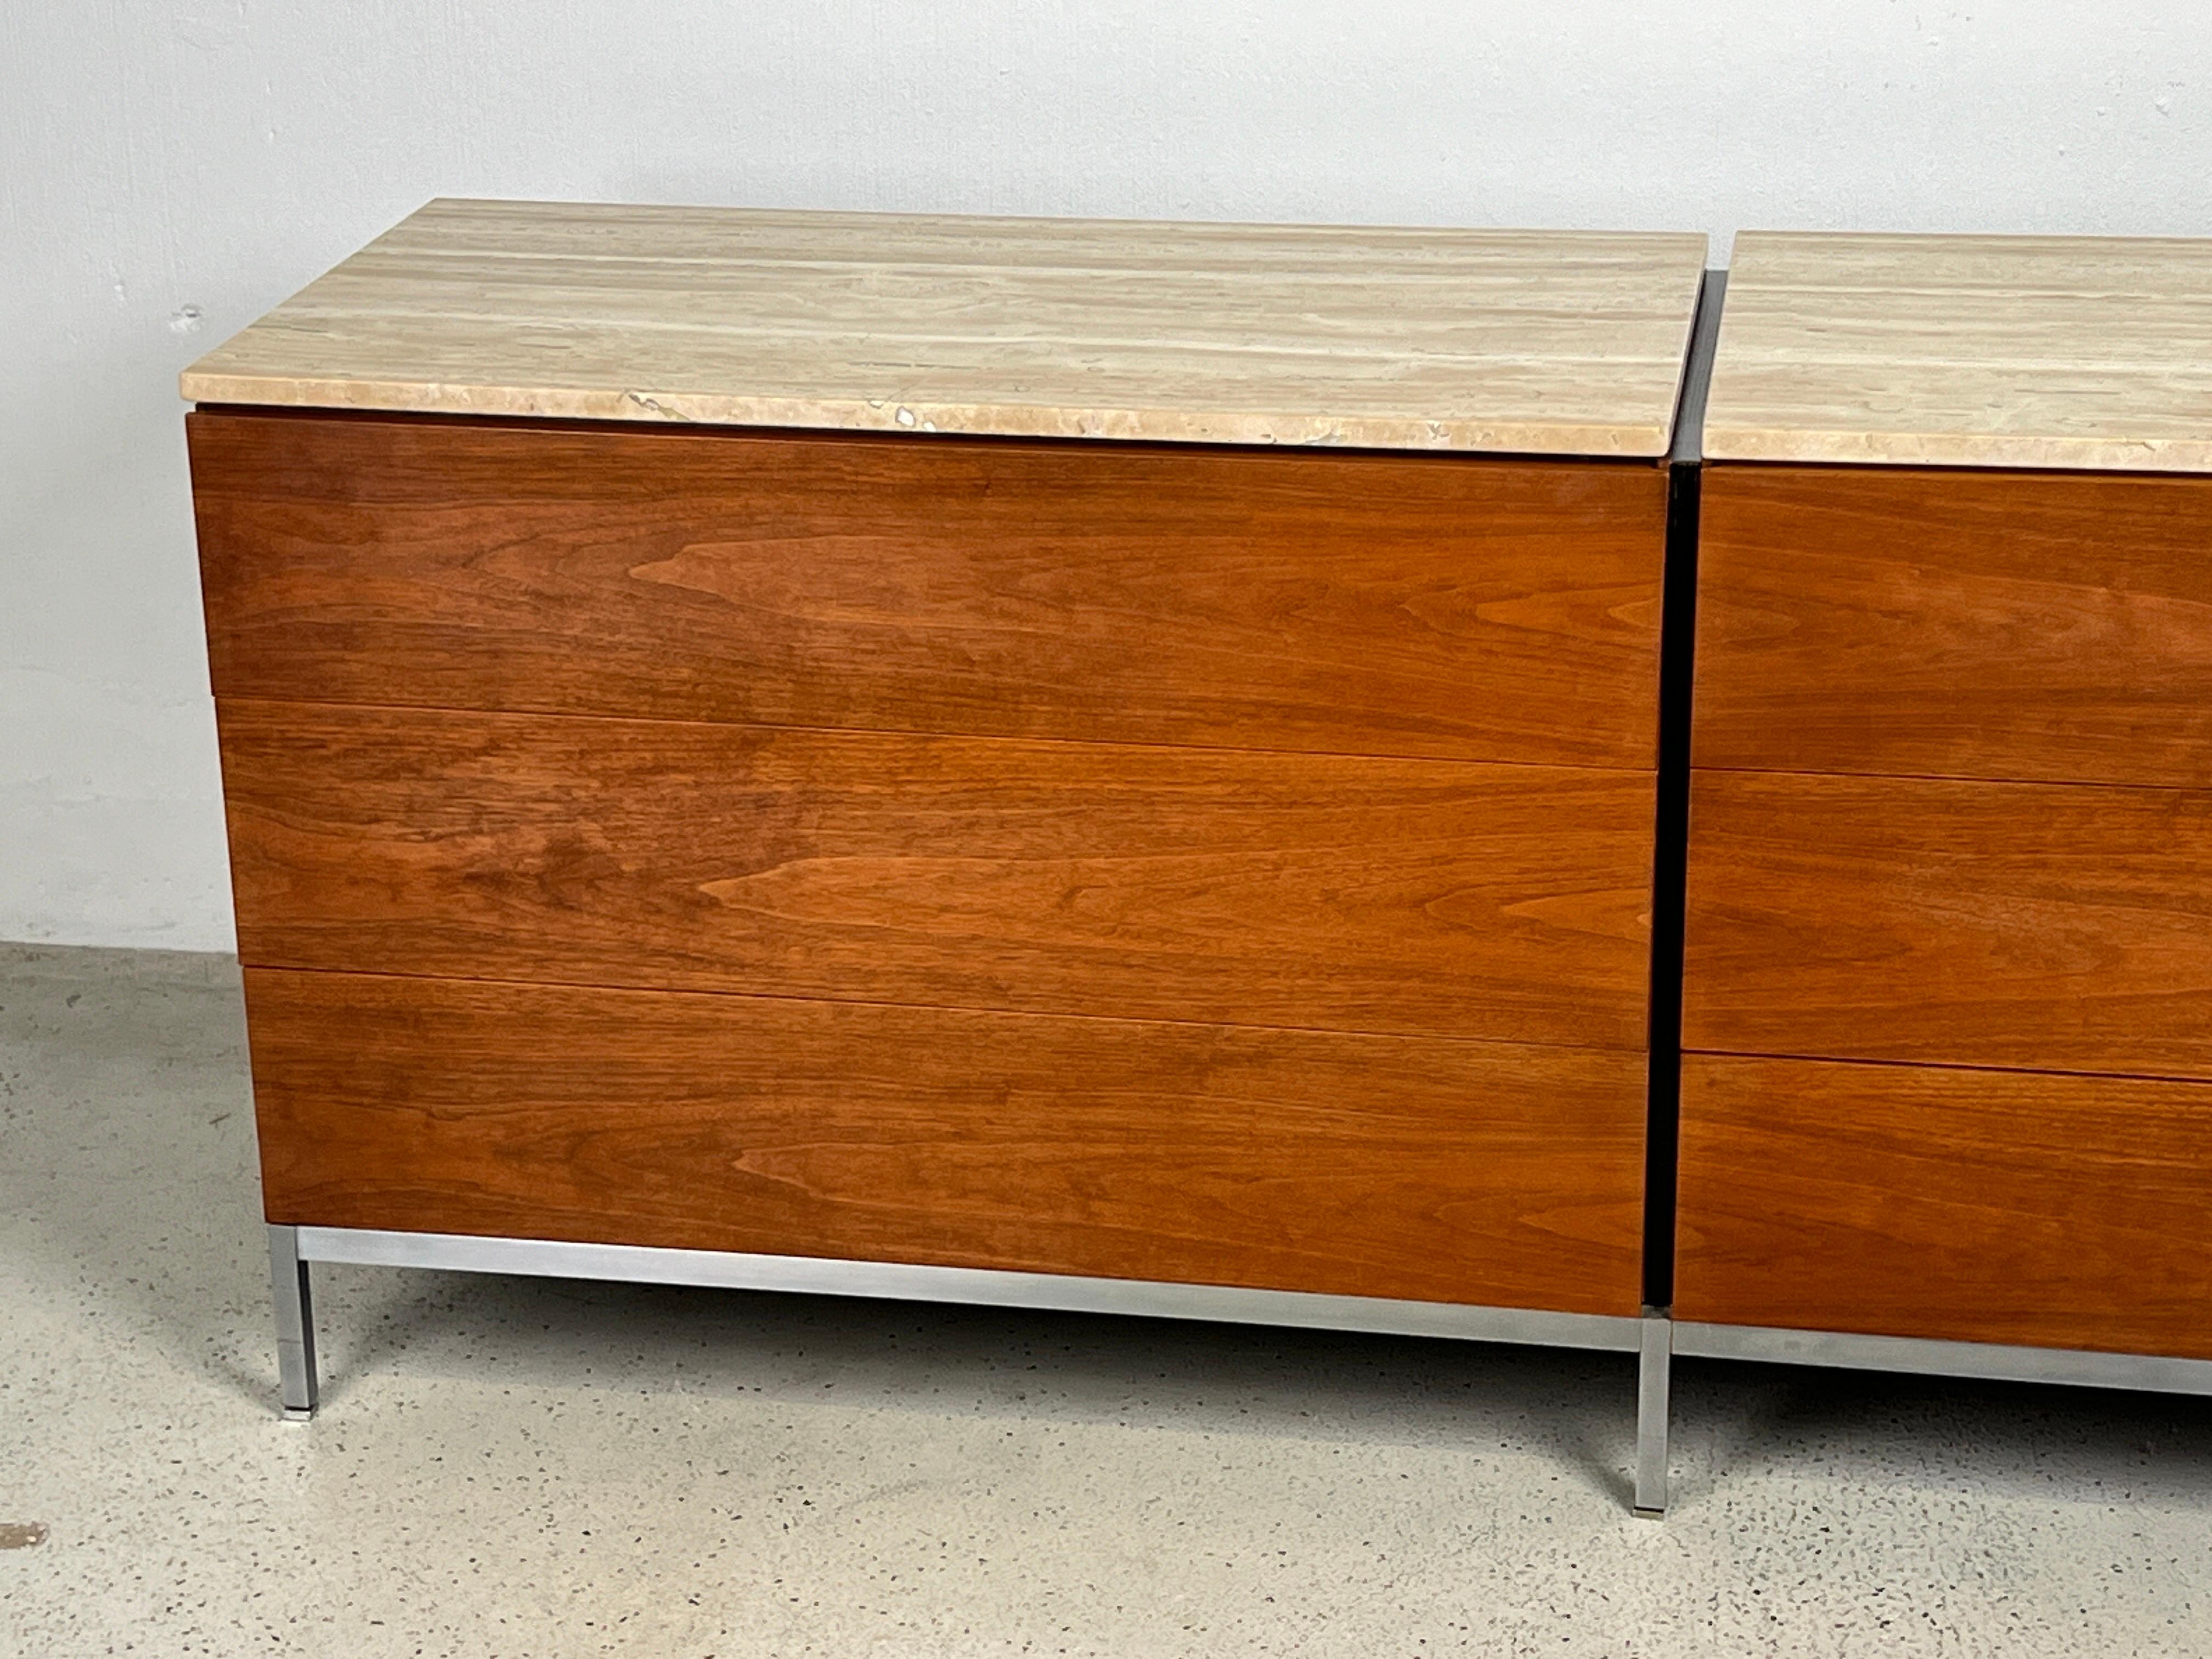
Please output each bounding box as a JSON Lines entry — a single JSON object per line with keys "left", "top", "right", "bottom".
{"left": 182, "top": 199, "right": 1712, "bottom": 1511}
{"left": 1675, "top": 233, "right": 2212, "bottom": 1402}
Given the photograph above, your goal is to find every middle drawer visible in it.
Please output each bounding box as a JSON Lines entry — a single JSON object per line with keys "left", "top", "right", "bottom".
{"left": 1683, "top": 766, "right": 2212, "bottom": 1077}
{"left": 217, "top": 698, "right": 1656, "bottom": 1048}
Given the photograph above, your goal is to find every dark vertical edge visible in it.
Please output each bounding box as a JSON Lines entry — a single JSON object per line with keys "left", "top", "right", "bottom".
{"left": 1645, "top": 269, "right": 1726, "bottom": 1312}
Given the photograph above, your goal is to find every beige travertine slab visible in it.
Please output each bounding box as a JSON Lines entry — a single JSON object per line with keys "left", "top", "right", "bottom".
{"left": 180, "top": 198, "right": 1709, "bottom": 457}
{"left": 1706, "top": 231, "right": 2212, "bottom": 472}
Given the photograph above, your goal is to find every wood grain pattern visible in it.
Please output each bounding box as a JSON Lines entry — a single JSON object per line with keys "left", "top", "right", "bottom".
{"left": 1683, "top": 768, "right": 2212, "bottom": 1077}
{"left": 1705, "top": 230, "right": 2212, "bottom": 472}
{"left": 180, "top": 198, "right": 1708, "bottom": 456}
{"left": 189, "top": 410, "right": 1668, "bottom": 770}
{"left": 1675, "top": 1053, "right": 2212, "bottom": 1357}
{"left": 217, "top": 699, "right": 1655, "bottom": 1048}
{"left": 1695, "top": 466, "right": 2212, "bottom": 788}
{"left": 244, "top": 967, "right": 1649, "bottom": 1314}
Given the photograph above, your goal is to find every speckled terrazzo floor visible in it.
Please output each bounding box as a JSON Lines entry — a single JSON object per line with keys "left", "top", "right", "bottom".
{"left": 2, "top": 944, "right": 2208, "bottom": 1657}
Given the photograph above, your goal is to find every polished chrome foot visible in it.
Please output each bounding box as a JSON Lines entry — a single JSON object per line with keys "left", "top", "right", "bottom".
{"left": 268, "top": 1223, "right": 319, "bottom": 1420}
{"left": 1632, "top": 1306, "right": 1670, "bottom": 1517}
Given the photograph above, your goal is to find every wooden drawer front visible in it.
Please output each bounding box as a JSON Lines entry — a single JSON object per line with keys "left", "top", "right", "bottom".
{"left": 245, "top": 968, "right": 1647, "bottom": 1314}
{"left": 188, "top": 411, "right": 1666, "bottom": 769}
{"left": 1695, "top": 465, "right": 2212, "bottom": 788}
{"left": 1677, "top": 1054, "right": 2212, "bottom": 1358}
{"left": 218, "top": 699, "right": 1655, "bottom": 1049}
{"left": 1683, "top": 769, "right": 2212, "bottom": 1078}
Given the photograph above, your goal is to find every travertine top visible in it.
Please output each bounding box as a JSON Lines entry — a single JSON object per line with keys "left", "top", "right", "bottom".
{"left": 1705, "top": 231, "right": 2212, "bottom": 472}
{"left": 181, "top": 198, "right": 1709, "bottom": 457}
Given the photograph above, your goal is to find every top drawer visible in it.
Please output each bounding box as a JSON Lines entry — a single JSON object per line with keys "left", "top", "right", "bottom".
{"left": 1694, "top": 465, "right": 2212, "bottom": 789}
{"left": 189, "top": 411, "right": 1666, "bottom": 769}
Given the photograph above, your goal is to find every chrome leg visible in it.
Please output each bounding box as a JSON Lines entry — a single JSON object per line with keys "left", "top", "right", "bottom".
{"left": 1632, "top": 1307, "right": 1671, "bottom": 1517}
{"left": 268, "top": 1223, "right": 319, "bottom": 1420}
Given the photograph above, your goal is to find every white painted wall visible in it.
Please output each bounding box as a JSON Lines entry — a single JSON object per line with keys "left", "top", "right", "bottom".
{"left": 4, "top": 1, "right": 2207, "bottom": 950}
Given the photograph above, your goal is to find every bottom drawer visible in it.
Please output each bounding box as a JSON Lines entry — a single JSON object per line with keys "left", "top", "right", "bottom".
{"left": 1677, "top": 1054, "right": 2212, "bottom": 1358}
{"left": 245, "top": 968, "right": 1647, "bottom": 1315}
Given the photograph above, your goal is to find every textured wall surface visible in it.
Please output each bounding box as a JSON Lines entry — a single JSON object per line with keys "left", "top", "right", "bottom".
{"left": 5, "top": 1, "right": 2208, "bottom": 949}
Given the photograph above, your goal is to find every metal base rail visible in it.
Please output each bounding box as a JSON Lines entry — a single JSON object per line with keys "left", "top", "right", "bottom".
{"left": 269, "top": 1226, "right": 2212, "bottom": 1517}
{"left": 1674, "top": 1320, "right": 2212, "bottom": 1397}
{"left": 270, "top": 1222, "right": 1669, "bottom": 1500}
